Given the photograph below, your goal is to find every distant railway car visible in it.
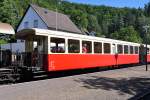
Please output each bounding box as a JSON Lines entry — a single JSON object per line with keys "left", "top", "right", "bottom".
{"left": 16, "top": 28, "right": 150, "bottom": 72}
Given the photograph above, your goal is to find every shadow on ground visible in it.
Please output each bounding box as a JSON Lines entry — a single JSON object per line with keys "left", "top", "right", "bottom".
{"left": 74, "top": 76, "right": 150, "bottom": 97}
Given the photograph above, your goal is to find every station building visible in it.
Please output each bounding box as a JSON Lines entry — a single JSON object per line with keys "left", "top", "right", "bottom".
{"left": 1, "top": 4, "right": 83, "bottom": 53}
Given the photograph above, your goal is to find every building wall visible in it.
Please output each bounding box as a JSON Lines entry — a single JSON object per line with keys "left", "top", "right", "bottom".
{"left": 5, "top": 6, "right": 48, "bottom": 53}
{"left": 17, "top": 7, "right": 48, "bottom": 32}
{"left": 1, "top": 42, "right": 25, "bottom": 53}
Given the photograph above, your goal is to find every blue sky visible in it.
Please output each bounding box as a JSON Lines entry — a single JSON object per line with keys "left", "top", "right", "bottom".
{"left": 66, "top": 0, "right": 150, "bottom": 8}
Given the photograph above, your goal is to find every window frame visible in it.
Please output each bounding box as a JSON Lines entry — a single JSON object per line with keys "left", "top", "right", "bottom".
{"left": 33, "top": 20, "right": 38, "bottom": 28}
{"left": 50, "top": 37, "right": 66, "bottom": 54}
{"left": 82, "top": 40, "right": 92, "bottom": 54}
{"left": 117, "top": 44, "right": 123, "bottom": 54}
{"left": 112, "top": 43, "right": 117, "bottom": 54}
{"left": 129, "top": 46, "right": 134, "bottom": 54}
{"left": 134, "top": 46, "right": 139, "bottom": 54}
{"left": 68, "top": 39, "right": 80, "bottom": 54}
{"left": 24, "top": 21, "right": 29, "bottom": 28}
{"left": 94, "top": 41, "right": 102, "bottom": 54}
{"left": 124, "top": 45, "right": 129, "bottom": 54}
{"left": 103, "top": 42, "right": 111, "bottom": 54}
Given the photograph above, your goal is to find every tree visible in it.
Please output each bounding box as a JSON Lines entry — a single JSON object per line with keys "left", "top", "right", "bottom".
{"left": 111, "top": 26, "right": 142, "bottom": 43}
{"left": 0, "top": 39, "right": 7, "bottom": 44}
{"left": 0, "top": 0, "right": 19, "bottom": 27}
{"left": 0, "top": 0, "right": 150, "bottom": 43}
{"left": 144, "top": 2, "right": 150, "bottom": 16}
{"left": 124, "top": 12, "right": 136, "bottom": 26}
{"left": 87, "top": 15, "right": 101, "bottom": 34}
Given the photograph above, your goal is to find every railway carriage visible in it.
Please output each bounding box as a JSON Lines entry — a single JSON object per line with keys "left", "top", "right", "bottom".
{"left": 16, "top": 28, "right": 150, "bottom": 72}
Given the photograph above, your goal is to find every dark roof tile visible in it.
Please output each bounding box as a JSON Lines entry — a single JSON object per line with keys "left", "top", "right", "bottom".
{"left": 31, "top": 4, "right": 83, "bottom": 34}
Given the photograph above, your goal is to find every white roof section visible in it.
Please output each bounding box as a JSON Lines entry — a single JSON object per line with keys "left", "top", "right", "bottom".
{"left": 17, "top": 28, "right": 145, "bottom": 46}
{"left": 0, "top": 22, "right": 15, "bottom": 35}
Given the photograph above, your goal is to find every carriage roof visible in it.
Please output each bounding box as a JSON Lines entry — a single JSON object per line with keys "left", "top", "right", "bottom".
{"left": 16, "top": 28, "right": 149, "bottom": 47}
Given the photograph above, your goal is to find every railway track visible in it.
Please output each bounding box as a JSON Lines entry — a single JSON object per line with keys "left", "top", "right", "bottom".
{"left": 0, "top": 64, "right": 142, "bottom": 85}
{"left": 0, "top": 67, "right": 18, "bottom": 84}
{"left": 0, "top": 65, "right": 107, "bottom": 84}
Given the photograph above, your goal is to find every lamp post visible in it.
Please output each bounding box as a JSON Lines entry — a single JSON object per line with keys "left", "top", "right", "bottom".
{"left": 143, "top": 25, "right": 150, "bottom": 71}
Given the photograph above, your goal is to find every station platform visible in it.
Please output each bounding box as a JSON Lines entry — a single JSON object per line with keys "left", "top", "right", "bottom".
{"left": 0, "top": 65, "right": 150, "bottom": 100}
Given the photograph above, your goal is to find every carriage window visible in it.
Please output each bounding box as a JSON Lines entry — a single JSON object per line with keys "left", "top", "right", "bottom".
{"left": 130, "top": 46, "right": 134, "bottom": 54}
{"left": 139, "top": 45, "right": 145, "bottom": 54}
{"left": 104, "top": 43, "right": 111, "bottom": 54}
{"left": 117, "top": 45, "right": 123, "bottom": 54}
{"left": 94, "top": 42, "right": 102, "bottom": 53}
{"left": 135, "top": 46, "right": 139, "bottom": 54}
{"left": 82, "top": 41, "right": 92, "bottom": 53}
{"left": 50, "top": 37, "right": 65, "bottom": 53}
{"left": 68, "top": 39, "right": 80, "bottom": 53}
{"left": 124, "top": 45, "right": 129, "bottom": 54}
{"left": 112, "top": 44, "right": 116, "bottom": 54}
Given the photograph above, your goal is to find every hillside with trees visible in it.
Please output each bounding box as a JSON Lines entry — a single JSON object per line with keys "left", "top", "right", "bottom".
{"left": 0, "top": 0, "right": 150, "bottom": 43}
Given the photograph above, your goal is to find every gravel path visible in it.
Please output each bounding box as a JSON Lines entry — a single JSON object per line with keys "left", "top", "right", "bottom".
{"left": 0, "top": 65, "right": 150, "bottom": 100}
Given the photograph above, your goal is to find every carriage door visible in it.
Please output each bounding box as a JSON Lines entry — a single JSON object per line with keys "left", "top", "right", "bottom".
{"left": 139, "top": 45, "right": 146, "bottom": 64}
{"left": 37, "top": 37, "right": 43, "bottom": 68}
{"left": 37, "top": 36, "right": 48, "bottom": 69}
{"left": 112, "top": 44, "right": 117, "bottom": 54}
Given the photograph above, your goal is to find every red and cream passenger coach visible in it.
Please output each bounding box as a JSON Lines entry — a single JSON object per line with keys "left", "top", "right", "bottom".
{"left": 16, "top": 28, "right": 150, "bottom": 72}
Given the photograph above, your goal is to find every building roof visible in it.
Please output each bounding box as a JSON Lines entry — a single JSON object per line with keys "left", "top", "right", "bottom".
{"left": 0, "top": 22, "right": 15, "bottom": 34}
{"left": 30, "top": 4, "right": 82, "bottom": 34}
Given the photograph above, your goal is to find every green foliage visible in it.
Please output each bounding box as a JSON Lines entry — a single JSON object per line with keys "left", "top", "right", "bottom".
{"left": 111, "top": 26, "right": 142, "bottom": 43}
{"left": 145, "top": 2, "right": 150, "bottom": 16}
{"left": 0, "top": 0, "right": 150, "bottom": 43}
{"left": 0, "top": 39, "right": 7, "bottom": 44}
{"left": 0, "top": 34, "right": 16, "bottom": 44}
{"left": 0, "top": 0, "right": 19, "bottom": 27}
